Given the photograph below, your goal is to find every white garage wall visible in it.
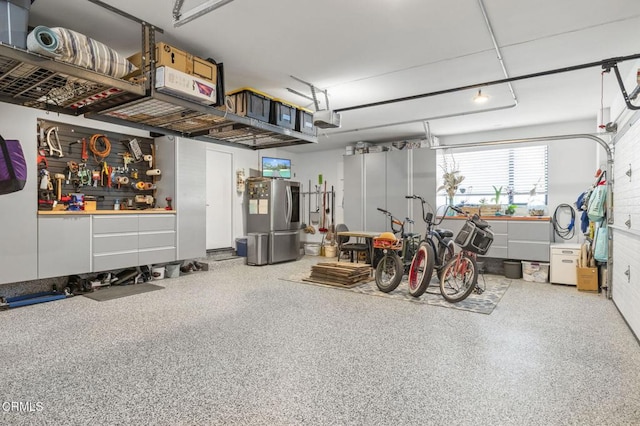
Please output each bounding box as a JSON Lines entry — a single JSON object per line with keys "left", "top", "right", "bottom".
{"left": 279, "top": 148, "right": 345, "bottom": 245}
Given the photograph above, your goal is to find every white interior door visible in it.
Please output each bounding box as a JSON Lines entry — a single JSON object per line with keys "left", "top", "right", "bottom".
{"left": 206, "top": 149, "right": 233, "bottom": 250}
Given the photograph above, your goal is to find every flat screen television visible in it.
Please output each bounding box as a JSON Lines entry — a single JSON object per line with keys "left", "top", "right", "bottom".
{"left": 261, "top": 156, "right": 291, "bottom": 179}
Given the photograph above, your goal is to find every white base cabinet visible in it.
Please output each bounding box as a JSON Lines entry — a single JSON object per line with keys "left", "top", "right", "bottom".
{"left": 38, "top": 213, "right": 176, "bottom": 278}
{"left": 441, "top": 218, "right": 552, "bottom": 261}
{"left": 38, "top": 216, "right": 91, "bottom": 279}
{"left": 93, "top": 214, "right": 176, "bottom": 272}
{"left": 549, "top": 244, "right": 581, "bottom": 285}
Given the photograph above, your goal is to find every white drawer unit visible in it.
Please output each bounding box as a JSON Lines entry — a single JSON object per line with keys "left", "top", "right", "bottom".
{"left": 550, "top": 244, "right": 581, "bottom": 286}
{"left": 91, "top": 213, "right": 177, "bottom": 273}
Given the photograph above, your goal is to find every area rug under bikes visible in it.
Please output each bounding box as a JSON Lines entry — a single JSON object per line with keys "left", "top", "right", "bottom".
{"left": 281, "top": 272, "right": 512, "bottom": 315}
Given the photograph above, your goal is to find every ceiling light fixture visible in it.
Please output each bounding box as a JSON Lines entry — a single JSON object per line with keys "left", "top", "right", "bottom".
{"left": 473, "top": 89, "right": 489, "bottom": 103}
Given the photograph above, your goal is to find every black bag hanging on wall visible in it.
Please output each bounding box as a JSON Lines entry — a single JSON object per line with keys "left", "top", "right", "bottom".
{"left": 0, "top": 134, "right": 27, "bottom": 195}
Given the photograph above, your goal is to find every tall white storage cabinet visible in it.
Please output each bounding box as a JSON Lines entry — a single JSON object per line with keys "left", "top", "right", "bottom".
{"left": 611, "top": 111, "right": 640, "bottom": 338}
{"left": 154, "top": 136, "right": 206, "bottom": 261}
{"left": 343, "top": 150, "right": 412, "bottom": 233}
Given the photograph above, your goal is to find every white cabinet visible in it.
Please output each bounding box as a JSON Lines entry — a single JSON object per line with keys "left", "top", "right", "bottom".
{"left": 508, "top": 221, "right": 552, "bottom": 262}
{"left": 486, "top": 220, "right": 508, "bottom": 258}
{"left": 550, "top": 244, "right": 581, "bottom": 285}
{"left": 343, "top": 148, "right": 435, "bottom": 234}
{"left": 440, "top": 218, "right": 551, "bottom": 261}
{"left": 154, "top": 136, "right": 206, "bottom": 260}
{"left": 92, "top": 213, "right": 176, "bottom": 272}
{"left": 138, "top": 214, "right": 177, "bottom": 265}
{"left": 92, "top": 215, "right": 139, "bottom": 272}
{"left": 38, "top": 215, "right": 91, "bottom": 279}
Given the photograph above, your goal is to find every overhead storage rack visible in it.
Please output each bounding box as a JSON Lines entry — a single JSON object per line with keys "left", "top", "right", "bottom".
{"left": 0, "top": 42, "right": 318, "bottom": 150}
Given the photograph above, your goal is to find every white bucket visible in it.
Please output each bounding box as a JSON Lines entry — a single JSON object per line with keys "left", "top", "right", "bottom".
{"left": 304, "top": 243, "right": 321, "bottom": 256}
{"left": 151, "top": 266, "right": 165, "bottom": 280}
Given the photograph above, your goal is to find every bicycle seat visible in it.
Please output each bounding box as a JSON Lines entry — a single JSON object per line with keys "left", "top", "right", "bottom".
{"left": 403, "top": 232, "right": 420, "bottom": 238}
{"left": 434, "top": 228, "right": 454, "bottom": 238}
{"left": 471, "top": 215, "right": 490, "bottom": 229}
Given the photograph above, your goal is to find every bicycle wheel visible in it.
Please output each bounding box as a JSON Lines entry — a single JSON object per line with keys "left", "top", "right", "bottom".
{"left": 439, "top": 254, "right": 478, "bottom": 303}
{"left": 403, "top": 238, "right": 420, "bottom": 273}
{"left": 375, "top": 254, "right": 403, "bottom": 293}
{"left": 408, "top": 242, "right": 435, "bottom": 298}
{"left": 436, "top": 239, "right": 455, "bottom": 280}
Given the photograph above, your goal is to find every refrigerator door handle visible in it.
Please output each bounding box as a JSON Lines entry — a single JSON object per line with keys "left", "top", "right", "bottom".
{"left": 285, "top": 185, "right": 292, "bottom": 225}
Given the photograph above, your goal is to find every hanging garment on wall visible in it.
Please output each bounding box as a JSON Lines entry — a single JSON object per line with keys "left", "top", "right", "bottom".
{"left": 0, "top": 135, "right": 27, "bottom": 195}
{"left": 587, "top": 183, "right": 607, "bottom": 223}
{"left": 593, "top": 223, "right": 608, "bottom": 263}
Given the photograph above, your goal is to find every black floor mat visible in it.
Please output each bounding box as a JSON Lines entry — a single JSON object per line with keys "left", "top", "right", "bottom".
{"left": 83, "top": 283, "right": 164, "bottom": 302}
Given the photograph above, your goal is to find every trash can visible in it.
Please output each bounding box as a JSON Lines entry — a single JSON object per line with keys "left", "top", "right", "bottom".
{"left": 235, "top": 237, "right": 248, "bottom": 257}
{"left": 247, "top": 232, "right": 268, "bottom": 266}
{"left": 503, "top": 260, "right": 522, "bottom": 279}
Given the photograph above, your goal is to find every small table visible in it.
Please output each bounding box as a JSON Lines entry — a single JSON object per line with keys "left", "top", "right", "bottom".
{"left": 336, "top": 231, "right": 381, "bottom": 264}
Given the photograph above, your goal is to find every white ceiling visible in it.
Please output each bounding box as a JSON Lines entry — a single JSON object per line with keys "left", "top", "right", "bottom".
{"left": 28, "top": 0, "right": 640, "bottom": 151}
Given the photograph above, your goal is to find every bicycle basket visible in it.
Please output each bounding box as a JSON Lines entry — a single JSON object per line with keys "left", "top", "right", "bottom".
{"left": 373, "top": 233, "right": 402, "bottom": 250}
{"left": 454, "top": 221, "right": 494, "bottom": 255}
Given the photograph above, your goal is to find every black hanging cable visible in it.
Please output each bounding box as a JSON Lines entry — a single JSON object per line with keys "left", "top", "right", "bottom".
{"left": 552, "top": 204, "right": 576, "bottom": 240}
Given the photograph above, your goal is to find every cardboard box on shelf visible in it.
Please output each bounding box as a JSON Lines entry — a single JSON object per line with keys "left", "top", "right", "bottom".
{"left": 128, "top": 42, "right": 217, "bottom": 83}
{"left": 577, "top": 266, "right": 598, "bottom": 292}
{"left": 155, "top": 66, "right": 216, "bottom": 105}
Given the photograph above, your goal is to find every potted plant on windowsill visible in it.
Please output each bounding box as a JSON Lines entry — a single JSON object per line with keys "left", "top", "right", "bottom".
{"left": 437, "top": 156, "right": 465, "bottom": 215}
{"left": 505, "top": 204, "right": 517, "bottom": 215}
{"left": 480, "top": 185, "right": 503, "bottom": 216}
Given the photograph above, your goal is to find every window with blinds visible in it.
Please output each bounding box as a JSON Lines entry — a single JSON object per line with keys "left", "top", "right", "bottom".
{"left": 436, "top": 145, "right": 548, "bottom": 206}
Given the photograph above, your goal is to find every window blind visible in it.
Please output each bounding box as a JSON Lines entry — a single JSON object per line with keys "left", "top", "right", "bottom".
{"left": 436, "top": 145, "right": 548, "bottom": 205}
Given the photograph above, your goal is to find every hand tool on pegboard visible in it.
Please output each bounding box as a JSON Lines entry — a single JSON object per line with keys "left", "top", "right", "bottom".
{"left": 45, "top": 126, "right": 64, "bottom": 158}
{"left": 319, "top": 181, "right": 328, "bottom": 233}
{"left": 81, "top": 137, "right": 89, "bottom": 163}
{"left": 54, "top": 173, "right": 65, "bottom": 201}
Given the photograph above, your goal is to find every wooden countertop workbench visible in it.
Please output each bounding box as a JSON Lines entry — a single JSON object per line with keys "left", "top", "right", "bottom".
{"left": 441, "top": 215, "right": 550, "bottom": 221}
{"left": 38, "top": 209, "right": 176, "bottom": 215}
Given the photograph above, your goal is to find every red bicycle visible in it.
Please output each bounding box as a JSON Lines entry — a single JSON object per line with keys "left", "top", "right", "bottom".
{"left": 439, "top": 206, "right": 494, "bottom": 303}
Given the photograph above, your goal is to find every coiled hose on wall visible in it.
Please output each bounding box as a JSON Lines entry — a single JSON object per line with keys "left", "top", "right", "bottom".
{"left": 552, "top": 203, "right": 576, "bottom": 240}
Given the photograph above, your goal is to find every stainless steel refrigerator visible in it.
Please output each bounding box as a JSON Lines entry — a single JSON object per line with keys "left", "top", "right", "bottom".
{"left": 245, "top": 178, "right": 301, "bottom": 264}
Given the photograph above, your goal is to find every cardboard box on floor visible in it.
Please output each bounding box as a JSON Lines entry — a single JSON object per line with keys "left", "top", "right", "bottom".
{"left": 577, "top": 266, "right": 598, "bottom": 292}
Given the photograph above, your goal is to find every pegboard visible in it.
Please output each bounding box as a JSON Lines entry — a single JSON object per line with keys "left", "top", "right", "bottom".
{"left": 37, "top": 119, "right": 157, "bottom": 211}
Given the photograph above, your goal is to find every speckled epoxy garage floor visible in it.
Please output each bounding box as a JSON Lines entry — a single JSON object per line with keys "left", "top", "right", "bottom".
{"left": 1, "top": 256, "right": 639, "bottom": 426}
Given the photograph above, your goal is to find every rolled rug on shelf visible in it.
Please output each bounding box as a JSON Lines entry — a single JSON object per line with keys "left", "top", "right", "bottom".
{"left": 50, "top": 27, "right": 137, "bottom": 78}
{"left": 26, "top": 26, "right": 60, "bottom": 58}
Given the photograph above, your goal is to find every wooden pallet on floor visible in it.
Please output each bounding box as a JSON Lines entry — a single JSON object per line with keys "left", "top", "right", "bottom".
{"left": 305, "top": 262, "right": 373, "bottom": 288}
